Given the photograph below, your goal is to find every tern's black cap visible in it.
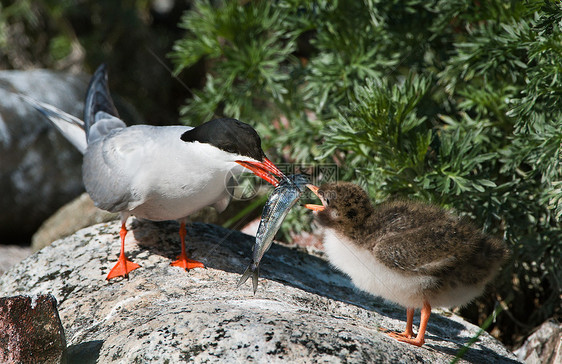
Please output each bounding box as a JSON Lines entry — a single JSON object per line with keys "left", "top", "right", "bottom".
{"left": 180, "top": 118, "right": 265, "bottom": 161}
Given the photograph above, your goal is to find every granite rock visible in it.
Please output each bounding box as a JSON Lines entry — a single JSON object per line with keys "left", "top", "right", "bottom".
{"left": 0, "top": 245, "right": 31, "bottom": 276}
{"left": 514, "top": 319, "right": 561, "bottom": 364}
{"left": 0, "top": 220, "right": 520, "bottom": 363}
{"left": 31, "top": 193, "right": 118, "bottom": 252}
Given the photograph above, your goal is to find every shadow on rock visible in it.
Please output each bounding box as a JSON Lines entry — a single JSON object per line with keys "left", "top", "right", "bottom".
{"left": 66, "top": 340, "right": 103, "bottom": 364}
{"left": 429, "top": 343, "right": 522, "bottom": 364}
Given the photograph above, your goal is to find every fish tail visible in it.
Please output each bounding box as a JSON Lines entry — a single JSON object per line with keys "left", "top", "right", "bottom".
{"left": 236, "top": 264, "right": 259, "bottom": 294}
{"left": 251, "top": 266, "right": 259, "bottom": 294}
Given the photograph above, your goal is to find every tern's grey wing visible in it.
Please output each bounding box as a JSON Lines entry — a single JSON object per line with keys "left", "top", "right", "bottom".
{"left": 82, "top": 127, "right": 150, "bottom": 212}
{"left": 18, "top": 94, "right": 87, "bottom": 154}
{"left": 88, "top": 111, "right": 126, "bottom": 143}
{"left": 84, "top": 64, "right": 119, "bottom": 140}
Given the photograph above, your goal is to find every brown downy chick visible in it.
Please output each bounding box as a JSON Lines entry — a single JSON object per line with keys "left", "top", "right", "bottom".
{"left": 305, "top": 182, "right": 508, "bottom": 347}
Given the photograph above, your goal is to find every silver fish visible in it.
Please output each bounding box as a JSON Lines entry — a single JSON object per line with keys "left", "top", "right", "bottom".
{"left": 237, "top": 174, "right": 310, "bottom": 293}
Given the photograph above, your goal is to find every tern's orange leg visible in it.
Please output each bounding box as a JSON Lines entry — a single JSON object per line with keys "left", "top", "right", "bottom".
{"left": 106, "top": 222, "right": 141, "bottom": 280}
{"left": 386, "top": 301, "right": 431, "bottom": 347}
{"left": 171, "top": 221, "right": 205, "bottom": 270}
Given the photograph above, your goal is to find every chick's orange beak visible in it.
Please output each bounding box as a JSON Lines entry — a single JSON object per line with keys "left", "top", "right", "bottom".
{"left": 236, "top": 157, "right": 285, "bottom": 186}
{"left": 305, "top": 184, "right": 325, "bottom": 211}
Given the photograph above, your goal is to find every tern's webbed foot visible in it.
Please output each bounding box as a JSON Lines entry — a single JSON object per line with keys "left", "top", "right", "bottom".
{"left": 171, "top": 252, "right": 205, "bottom": 271}
{"left": 106, "top": 254, "right": 141, "bottom": 280}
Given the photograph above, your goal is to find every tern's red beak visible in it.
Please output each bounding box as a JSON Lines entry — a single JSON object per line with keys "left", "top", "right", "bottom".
{"left": 235, "top": 157, "right": 285, "bottom": 186}
{"left": 304, "top": 184, "right": 326, "bottom": 211}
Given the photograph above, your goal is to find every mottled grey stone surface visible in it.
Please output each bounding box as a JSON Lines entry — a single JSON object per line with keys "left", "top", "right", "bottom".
{"left": 514, "top": 319, "right": 561, "bottom": 364}
{"left": 31, "top": 192, "right": 118, "bottom": 252}
{"left": 0, "top": 245, "right": 31, "bottom": 276}
{"left": 0, "top": 220, "right": 520, "bottom": 363}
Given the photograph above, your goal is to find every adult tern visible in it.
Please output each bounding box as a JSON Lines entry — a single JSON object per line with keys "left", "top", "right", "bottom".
{"left": 22, "top": 64, "right": 285, "bottom": 280}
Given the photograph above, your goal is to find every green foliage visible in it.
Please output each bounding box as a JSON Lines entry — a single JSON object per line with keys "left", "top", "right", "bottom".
{"left": 170, "top": 1, "right": 299, "bottom": 137}
{"left": 322, "top": 75, "right": 434, "bottom": 200}
{"left": 171, "top": 0, "right": 562, "bottom": 344}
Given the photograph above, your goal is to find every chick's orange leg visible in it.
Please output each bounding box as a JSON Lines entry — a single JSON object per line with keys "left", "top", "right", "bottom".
{"left": 388, "top": 301, "right": 431, "bottom": 347}
{"left": 171, "top": 221, "right": 205, "bottom": 270}
{"left": 379, "top": 307, "right": 414, "bottom": 338}
{"left": 106, "top": 222, "right": 141, "bottom": 280}
{"left": 388, "top": 307, "right": 415, "bottom": 339}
